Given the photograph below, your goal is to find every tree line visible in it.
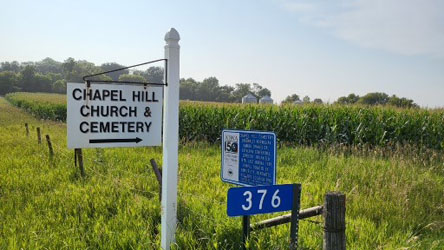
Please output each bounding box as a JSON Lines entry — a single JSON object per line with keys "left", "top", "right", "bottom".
{"left": 180, "top": 78, "right": 271, "bottom": 103}
{"left": 0, "top": 58, "right": 272, "bottom": 103}
{"left": 282, "top": 92, "right": 418, "bottom": 108}
{"left": 0, "top": 58, "right": 164, "bottom": 95}
{"left": 1, "top": 58, "right": 417, "bottom": 107}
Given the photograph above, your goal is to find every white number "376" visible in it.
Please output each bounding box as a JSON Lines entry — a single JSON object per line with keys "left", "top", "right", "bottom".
{"left": 241, "top": 189, "right": 281, "bottom": 211}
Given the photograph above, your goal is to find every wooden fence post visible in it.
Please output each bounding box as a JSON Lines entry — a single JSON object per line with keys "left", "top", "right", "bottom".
{"left": 323, "top": 192, "right": 346, "bottom": 250}
{"left": 150, "top": 159, "right": 162, "bottom": 201}
{"left": 37, "top": 127, "right": 41, "bottom": 144}
{"left": 25, "top": 123, "right": 29, "bottom": 137}
{"left": 75, "top": 148, "right": 85, "bottom": 177}
{"left": 45, "top": 135, "right": 54, "bottom": 157}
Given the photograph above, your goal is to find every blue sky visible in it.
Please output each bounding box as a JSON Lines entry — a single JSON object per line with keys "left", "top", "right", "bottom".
{"left": 1, "top": 0, "right": 443, "bottom": 107}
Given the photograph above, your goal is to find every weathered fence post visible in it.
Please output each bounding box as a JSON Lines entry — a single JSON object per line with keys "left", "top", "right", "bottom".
{"left": 36, "top": 127, "right": 41, "bottom": 144}
{"left": 25, "top": 123, "right": 29, "bottom": 137}
{"left": 46, "top": 134, "right": 54, "bottom": 157}
{"left": 150, "top": 159, "right": 162, "bottom": 201}
{"left": 75, "top": 148, "right": 85, "bottom": 177}
{"left": 323, "top": 192, "right": 346, "bottom": 250}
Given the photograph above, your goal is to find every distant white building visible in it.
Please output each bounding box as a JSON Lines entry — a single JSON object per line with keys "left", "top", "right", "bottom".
{"left": 242, "top": 93, "right": 257, "bottom": 104}
{"left": 294, "top": 100, "right": 303, "bottom": 105}
{"left": 259, "top": 95, "right": 273, "bottom": 104}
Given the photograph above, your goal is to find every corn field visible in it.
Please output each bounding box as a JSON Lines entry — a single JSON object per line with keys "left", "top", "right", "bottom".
{"left": 6, "top": 92, "right": 444, "bottom": 149}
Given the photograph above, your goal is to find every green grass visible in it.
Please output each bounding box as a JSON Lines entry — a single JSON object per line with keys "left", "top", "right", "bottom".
{"left": 0, "top": 97, "right": 443, "bottom": 249}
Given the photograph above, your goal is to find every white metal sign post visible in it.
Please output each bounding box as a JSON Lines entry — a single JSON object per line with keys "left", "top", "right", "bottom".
{"left": 66, "top": 28, "right": 180, "bottom": 249}
{"left": 161, "top": 28, "right": 180, "bottom": 250}
{"left": 67, "top": 83, "right": 162, "bottom": 148}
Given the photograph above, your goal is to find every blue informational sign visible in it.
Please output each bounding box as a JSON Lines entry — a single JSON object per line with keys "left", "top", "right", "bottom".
{"left": 221, "top": 130, "right": 276, "bottom": 186}
{"left": 227, "top": 184, "right": 301, "bottom": 217}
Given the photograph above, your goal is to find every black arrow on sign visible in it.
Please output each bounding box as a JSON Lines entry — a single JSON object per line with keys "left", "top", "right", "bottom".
{"left": 89, "top": 137, "right": 142, "bottom": 144}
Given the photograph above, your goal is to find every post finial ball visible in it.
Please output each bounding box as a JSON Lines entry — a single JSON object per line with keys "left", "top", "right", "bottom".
{"left": 165, "top": 28, "right": 180, "bottom": 42}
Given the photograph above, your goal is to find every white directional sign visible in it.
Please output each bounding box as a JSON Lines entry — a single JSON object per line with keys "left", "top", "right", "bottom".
{"left": 67, "top": 82, "right": 163, "bottom": 148}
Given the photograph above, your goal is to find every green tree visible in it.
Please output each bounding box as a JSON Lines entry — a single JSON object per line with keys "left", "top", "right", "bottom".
{"left": 282, "top": 94, "right": 300, "bottom": 104}
{"left": 387, "top": 95, "right": 418, "bottom": 108}
{"left": 63, "top": 59, "right": 111, "bottom": 82}
{"left": 216, "top": 85, "right": 235, "bottom": 102}
{"left": 0, "top": 71, "right": 19, "bottom": 95}
{"left": 118, "top": 74, "right": 146, "bottom": 82}
{"left": 134, "top": 66, "right": 164, "bottom": 83}
{"left": 197, "top": 77, "right": 221, "bottom": 101}
{"left": 62, "top": 57, "right": 76, "bottom": 80}
{"left": 146, "top": 66, "right": 164, "bottom": 83}
{"left": 303, "top": 95, "right": 311, "bottom": 103}
{"left": 35, "top": 57, "right": 62, "bottom": 74}
{"left": 19, "top": 65, "right": 36, "bottom": 92}
{"left": 100, "top": 63, "right": 128, "bottom": 81}
{"left": 72, "top": 60, "right": 99, "bottom": 82}
{"left": 358, "top": 92, "right": 389, "bottom": 105}
{"left": 1, "top": 61, "right": 21, "bottom": 72}
{"left": 232, "top": 83, "right": 253, "bottom": 102}
{"left": 313, "top": 98, "right": 323, "bottom": 104}
{"left": 34, "top": 73, "right": 52, "bottom": 92}
{"left": 336, "top": 93, "right": 360, "bottom": 104}
{"left": 180, "top": 78, "right": 198, "bottom": 100}
{"left": 180, "top": 78, "right": 255, "bottom": 103}
{"left": 257, "top": 88, "right": 271, "bottom": 98}
{"left": 52, "top": 79, "right": 67, "bottom": 93}
{"left": 250, "top": 83, "right": 272, "bottom": 98}
{"left": 46, "top": 73, "right": 63, "bottom": 84}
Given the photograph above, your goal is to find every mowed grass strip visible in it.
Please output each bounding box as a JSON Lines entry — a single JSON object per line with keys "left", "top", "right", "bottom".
{"left": 0, "top": 97, "right": 443, "bottom": 249}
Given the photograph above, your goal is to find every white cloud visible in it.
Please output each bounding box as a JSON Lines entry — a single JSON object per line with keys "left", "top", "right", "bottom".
{"left": 280, "top": 0, "right": 444, "bottom": 57}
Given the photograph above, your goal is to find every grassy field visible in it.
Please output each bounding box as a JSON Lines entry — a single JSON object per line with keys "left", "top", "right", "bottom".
{"left": 1, "top": 96, "right": 444, "bottom": 249}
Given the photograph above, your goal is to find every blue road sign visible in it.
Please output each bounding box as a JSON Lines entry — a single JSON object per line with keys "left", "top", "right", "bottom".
{"left": 221, "top": 130, "right": 276, "bottom": 186}
{"left": 227, "top": 184, "right": 300, "bottom": 217}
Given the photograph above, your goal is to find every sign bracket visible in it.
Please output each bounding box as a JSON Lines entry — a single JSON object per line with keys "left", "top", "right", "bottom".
{"left": 82, "top": 58, "right": 168, "bottom": 86}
